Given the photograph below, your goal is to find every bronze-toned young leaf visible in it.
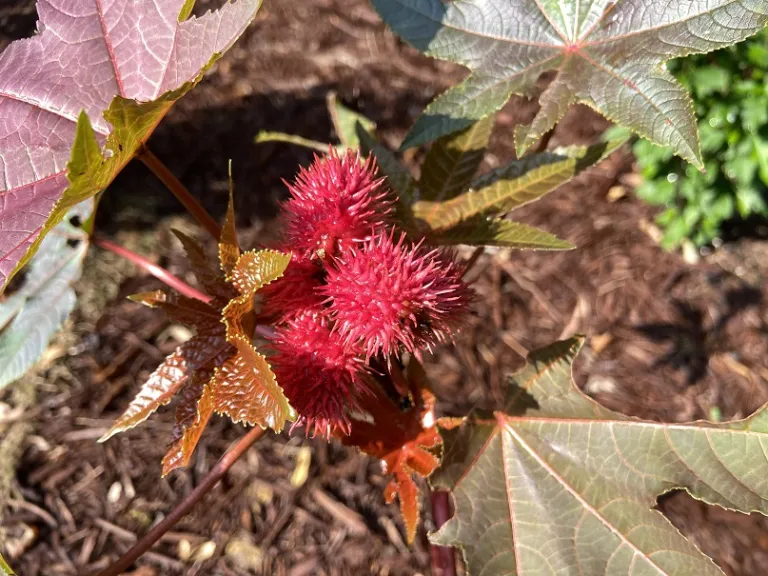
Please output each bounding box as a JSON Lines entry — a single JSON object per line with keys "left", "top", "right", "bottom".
{"left": 419, "top": 116, "right": 494, "bottom": 202}
{"left": 327, "top": 92, "right": 377, "bottom": 150}
{"left": 213, "top": 335, "right": 294, "bottom": 429}
{"left": 413, "top": 140, "right": 622, "bottom": 231}
{"left": 222, "top": 249, "right": 291, "bottom": 339}
{"left": 103, "top": 195, "right": 293, "bottom": 472}
{"left": 129, "top": 290, "right": 221, "bottom": 331}
{"left": 99, "top": 346, "right": 193, "bottom": 441}
{"left": 428, "top": 217, "right": 573, "bottom": 250}
{"left": 99, "top": 329, "right": 229, "bottom": 442}
{"left": 372, "top": 0, "right": 768, "bottom": 167}
{"left": 0, "top": 0, "right": 262, "bottom": 293}
{"left": 219, "top": 184, "right": 241, "bottom": 280}
{"left": 172, "top": 230, "right": 236, "bottom": 302}
{"left": 162, "top": 379, "right": 217, "bottom": 476}
{"left": 342, "top": 382, "right": 441, "bottom": 544}
{"left": 230, "top": 250, "right": 293, "bottom": 296}
{"left": 431, "top": 338, "right": 768, "bottom": 576}
{"left": 170, "top": 369, "right": 211, "bottom": 444}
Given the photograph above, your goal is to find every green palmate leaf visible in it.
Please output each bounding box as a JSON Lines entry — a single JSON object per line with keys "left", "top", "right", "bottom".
{"left": 254, "top": 95, "right": 377, "bottom": 154}
{"left": 327, "top": 92, "right": 377, "bottom": 150}
{"left": 57, "top": 84, "right": 208, "bottom": 233}
{"left": 413, "top": 140, "right": 622, "bottom": 231}
{"left": 356, "top": 124, "right": 416, "bottom": 204}
{"left": 431, "top": 338, "right": 768, "bottom": 576}
{"left": 0, "top": 199, "right": 92, "bottom": 389}
{"left": 254, "top": 131, "right": 329, "bottom": 153}
{"left": 372, "top": 0, "right": 768, "bottom": 166}
{"left": 419, "top": 115, "right": 494, "bottom": 202}
{"left": 427, "top": 217, "right": 573, "bottom": 250}
{"left": 0, "top": 554, "right": 14, "bottom": 576}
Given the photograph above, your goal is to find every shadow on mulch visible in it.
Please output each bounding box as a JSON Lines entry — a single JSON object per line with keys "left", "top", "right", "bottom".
{"left": 97, "top": 84, "right": 427, "bottom": 236}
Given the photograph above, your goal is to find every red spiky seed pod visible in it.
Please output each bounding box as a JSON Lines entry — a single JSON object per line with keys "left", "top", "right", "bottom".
{"left": 259, "top": 253, "right": 326, "bottom": 321}
{"left": 322, "top": 230, "right": 473, "bottom": 358}
{"left": 282, "top": 148, "right": 392, "bottom": 259}
{"left": 270, "top": 311, "right": 368, "bottom": 436}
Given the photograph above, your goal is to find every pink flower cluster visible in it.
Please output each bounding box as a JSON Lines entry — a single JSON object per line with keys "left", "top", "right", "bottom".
{"left": 263, "top": 149, "right": 472, "bottom": 436}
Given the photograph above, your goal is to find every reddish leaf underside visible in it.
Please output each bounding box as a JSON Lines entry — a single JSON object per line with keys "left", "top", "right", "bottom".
{"left": 0, "top": 0, "right": 261, "bottom": 292}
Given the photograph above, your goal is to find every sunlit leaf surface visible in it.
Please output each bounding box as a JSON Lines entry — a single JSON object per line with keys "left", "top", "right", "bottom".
{"left": 432, "top": 338, "right": 768, "bottom": 576}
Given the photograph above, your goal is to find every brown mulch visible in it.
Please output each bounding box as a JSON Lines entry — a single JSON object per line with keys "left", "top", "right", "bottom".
{"left": 3, "top": 1, "right": 768, "bottom": 575}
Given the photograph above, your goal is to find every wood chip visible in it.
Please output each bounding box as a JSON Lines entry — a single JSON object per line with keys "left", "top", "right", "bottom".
{"left": 310, "top": 488, "right": 367, "bottom": 536}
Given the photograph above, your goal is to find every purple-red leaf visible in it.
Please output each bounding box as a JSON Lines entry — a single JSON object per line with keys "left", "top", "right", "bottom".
{"left": 129, "top": 289, "right": 222, "bottom": 332}
{"left": 172, "top": 230, "right": 237, "bottom": 303}
{"left": 0, "top": 0, "right": 261, "bottom": 292}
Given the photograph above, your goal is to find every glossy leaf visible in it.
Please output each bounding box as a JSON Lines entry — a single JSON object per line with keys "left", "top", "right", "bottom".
{"left": 0, "top": 200, "right": 92, "bottom": 389}
{"left": 172, "top": 230, "right": 236, "bottom": 303}
{"left": 431, "top": 338, "right": 768, "bottom": 576}
{"left": 103, "top": 194, "right": 293, "bottom": 473}
{"left": 0, "top": 0, "right": 261, "bottom": 292}
{"left": 219, "top": 183, "right": 241, "bottom": 279}
{"left": 230, "top": 249, "right": 293, "bottom": 296}
{"left": 222, "top": 249, "right": 291, "bottom": 339}
{"left": 427, "top": 217, "right": 573, "bottom": 250}
{"left": 129, "top": 289, "right": 221, "bottom": 331}
{"left": 372, "top": 0, "right": 768, "bottom": 166}
{"left": 343, "top": 376, "right": 441, "bottom": 543}
{"left": 419, "top": 116, "right": 494, "bottom": 202}
{"left": 170, "top": 369, "right": 211, "bottom": 444}
{"left": 412, "top": 140, "right": 623, "bottom": 231}
{"left": 162, "top": 378, "right": 217, "bottom": 475}
{"left": 161, "top": 367, "right": 210, "bottom": 475}
{"left": 99, "top": 332, "right": 227, "bottom": 441}
{"left": 212, "top": 335, "right": 294, "bottom": 429}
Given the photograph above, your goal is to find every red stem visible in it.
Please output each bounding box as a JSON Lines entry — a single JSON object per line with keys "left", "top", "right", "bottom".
{"left": 94, "top": 236, "right": 211, "bottom": 303}
{"left": 95, "top": 427, "right": 265, "bottom": 576}
{"left": 430, "top": 490, "right": 457, "bottom": 576}
{"left": 139, "top": 147, "right": 222, "bottom": 240}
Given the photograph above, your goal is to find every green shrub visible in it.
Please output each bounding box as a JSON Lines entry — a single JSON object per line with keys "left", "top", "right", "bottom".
{"left": 633, "top": 30, "right": 768, "bottom": 248}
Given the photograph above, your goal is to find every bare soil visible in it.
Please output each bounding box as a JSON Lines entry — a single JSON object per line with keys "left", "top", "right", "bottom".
{"left": 3, "top": 1, "right": 768, "bottom": 575}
